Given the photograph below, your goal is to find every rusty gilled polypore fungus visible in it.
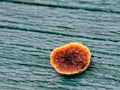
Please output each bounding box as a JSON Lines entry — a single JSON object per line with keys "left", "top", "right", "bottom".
{"left": 50, "top": 42, "right": 91, "bottom": 75}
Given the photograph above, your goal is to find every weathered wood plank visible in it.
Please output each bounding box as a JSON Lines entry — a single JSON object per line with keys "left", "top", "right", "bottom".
{"left": 0, "top": 0, "right": 120, "bottom": 90}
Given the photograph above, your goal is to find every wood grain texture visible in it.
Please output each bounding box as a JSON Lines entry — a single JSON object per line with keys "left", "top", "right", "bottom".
{"left": 0, "top": 0, "right": 120, "bottom": 90}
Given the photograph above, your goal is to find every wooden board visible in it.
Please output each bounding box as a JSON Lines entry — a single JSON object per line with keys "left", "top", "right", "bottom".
{"left": 0, "top": 0, "right": 120, "bottom": 90}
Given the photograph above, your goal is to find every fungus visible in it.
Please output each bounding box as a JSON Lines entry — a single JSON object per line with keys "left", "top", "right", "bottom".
{"left": 50, "top": 42, "right": 91, "bottom": 75}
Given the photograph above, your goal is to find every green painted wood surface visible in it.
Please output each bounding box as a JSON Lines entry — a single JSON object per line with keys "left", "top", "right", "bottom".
{"left": 0, "top": 0, "right": 120, "bottom": 90}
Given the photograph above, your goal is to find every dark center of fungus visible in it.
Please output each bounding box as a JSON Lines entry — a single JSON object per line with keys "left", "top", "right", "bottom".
{"left": 64, "top": 53, "right": 77, "bottom": 65}
{"left": 64, "top": 55, "right": 72, "bottom": 63}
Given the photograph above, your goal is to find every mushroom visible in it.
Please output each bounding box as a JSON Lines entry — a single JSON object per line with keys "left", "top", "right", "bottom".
{"left": 50, "top": 42, "right": 91, "bottom": 75}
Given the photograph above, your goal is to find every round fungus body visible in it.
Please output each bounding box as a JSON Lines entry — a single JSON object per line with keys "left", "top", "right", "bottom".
{"left": 50, "top": 42, "right": 91, "bottom": 75}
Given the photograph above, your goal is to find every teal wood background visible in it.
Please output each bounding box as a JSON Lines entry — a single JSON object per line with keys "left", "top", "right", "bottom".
{"left": 0, "top": 0, "right": 120, "bottom": 90}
